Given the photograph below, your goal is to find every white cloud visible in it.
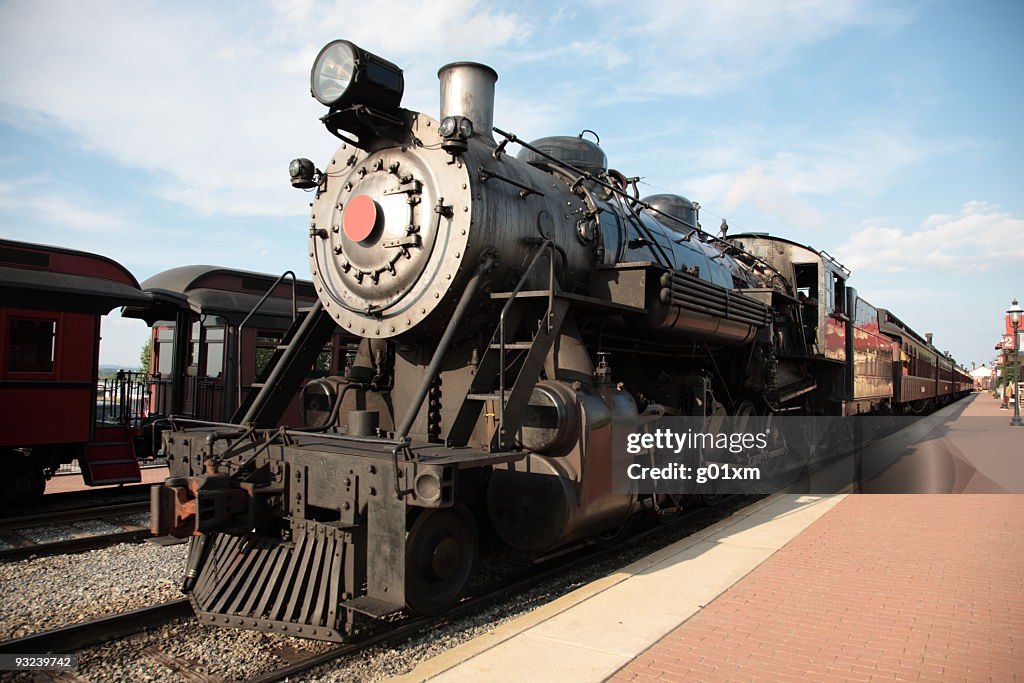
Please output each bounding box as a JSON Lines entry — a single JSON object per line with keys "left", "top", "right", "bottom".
{"left": 0, "top": 177, "right": 309, "bottom": 281}
{"left": 99, "top": 316, "right": 151, "bottom": 367}
{"left": 676, "top": 124, "right": 967, "bottom": 232}
{"left": 564, "top": 0, "right": 912, "bottom": 102}
{"left": 0, "top": 0, "right": 527, "bottom": 218}
{"left": 0, "top": 0, "right": 921, "bottom": 228}
{"left": 0, "top": 180, "right": 130, "bottom": 233}
{"left": 837, "top": 201, "right": 1024, "bottom": 273}
{"left": 266, "top": 0, "right": 526, "bottom": 65}
{"left": 0, "top": 0, "right": 913, "bottom": 222}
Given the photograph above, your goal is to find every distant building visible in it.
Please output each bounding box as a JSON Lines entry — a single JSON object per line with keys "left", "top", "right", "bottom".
{"left": 970, "top": 364, "right": 993, "bottom": 391}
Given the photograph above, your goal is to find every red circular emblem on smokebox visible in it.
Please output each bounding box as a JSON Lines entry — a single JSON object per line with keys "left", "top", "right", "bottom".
{"left": 343, "top": 195, "right": 379, "bottom": 242}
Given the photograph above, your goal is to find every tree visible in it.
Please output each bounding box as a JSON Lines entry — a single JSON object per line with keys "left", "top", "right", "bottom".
{"left": 139, "top": 338, "right": 152, "bottom": 376}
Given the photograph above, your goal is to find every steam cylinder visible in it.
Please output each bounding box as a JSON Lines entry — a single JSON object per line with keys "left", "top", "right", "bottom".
{"left": 486, "top": 383, "right": 637, "bottom": 552}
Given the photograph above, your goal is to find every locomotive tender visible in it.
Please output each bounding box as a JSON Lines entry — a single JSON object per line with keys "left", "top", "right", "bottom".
{"left": 150, "top": 40, "right": 971, "bottom": 641}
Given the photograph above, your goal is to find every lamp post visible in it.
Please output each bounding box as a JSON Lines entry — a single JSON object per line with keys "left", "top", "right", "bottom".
{"left": 1010, "top": 299, "right": 1023, "bottom": 427}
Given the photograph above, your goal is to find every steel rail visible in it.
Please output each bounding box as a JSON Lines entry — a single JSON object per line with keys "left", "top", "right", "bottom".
{"left": 0, "top": 494, "right": 767, "bottom": 676}
{"left": 0, "top": 599, "right": 192, "bottom": 655}
{"left": 0, "top": 501, "right": 152, "bottom": 561}
{"left": 0, "top": 501, "right": 149, "bottom": 531}
{"left": 0, "top": 528, "right": 152, "bottom": 561}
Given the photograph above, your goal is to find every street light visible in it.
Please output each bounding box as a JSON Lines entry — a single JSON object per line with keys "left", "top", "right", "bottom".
{"left": 1010, "top": 299, "right": 1023, "bottom": 427}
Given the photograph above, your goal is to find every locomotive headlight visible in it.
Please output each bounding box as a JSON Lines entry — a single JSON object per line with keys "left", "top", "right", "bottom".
{"left": 311, "top": 41, "right": 356, "bottom": 106}
{"left": 310, "top": 39, "right": 405, "bottom": 112}
{"left": 457, "top": 117, "right": 474, "bottom": 138}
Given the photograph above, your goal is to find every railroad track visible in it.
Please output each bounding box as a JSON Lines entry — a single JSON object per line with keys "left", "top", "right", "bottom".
{"left": 0, "top": 495, "right": 755, "bottom": 682}
{"left": 0, "top": 599, "right": 191, "bottom": 655}
{"left": 0, "top": 501, "right": 152, "bottom": 561}
{"left": 0, "top": 502, "right": 149, "bottom": 531}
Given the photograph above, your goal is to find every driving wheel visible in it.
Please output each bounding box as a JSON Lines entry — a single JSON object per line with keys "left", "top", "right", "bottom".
{"left": 405, "top": 504, "right": 478, "bottom": 615}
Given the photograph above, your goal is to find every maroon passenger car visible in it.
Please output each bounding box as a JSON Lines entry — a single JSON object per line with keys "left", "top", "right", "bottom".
{"left": 0, "top": 239, "right": 152, "bottom": 501}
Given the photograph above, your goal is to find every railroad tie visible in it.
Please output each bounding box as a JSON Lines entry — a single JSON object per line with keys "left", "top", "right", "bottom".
{"left": 141, "top": 646, "right": 220, "bottom": 683}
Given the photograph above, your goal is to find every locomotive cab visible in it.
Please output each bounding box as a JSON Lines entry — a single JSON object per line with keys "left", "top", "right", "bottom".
{"left": 729, "top": 233, "right": 851, "bottom": 362}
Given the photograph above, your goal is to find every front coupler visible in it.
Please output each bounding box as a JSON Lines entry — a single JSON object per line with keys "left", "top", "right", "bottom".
{"left": 151, "top": 469, "right": 285, "bottom": 540}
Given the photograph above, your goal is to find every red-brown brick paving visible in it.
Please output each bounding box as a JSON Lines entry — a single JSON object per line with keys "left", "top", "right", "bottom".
{"left": 44, "top": 466, "right": 168, "bottom": 494}
{"left": 610, "top": 495, "right": 1024, "bottom": 682}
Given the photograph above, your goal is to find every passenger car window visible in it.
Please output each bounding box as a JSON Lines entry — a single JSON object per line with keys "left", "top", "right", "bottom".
{"left": 7, "top": 318, "right": 56, "bottom": 372}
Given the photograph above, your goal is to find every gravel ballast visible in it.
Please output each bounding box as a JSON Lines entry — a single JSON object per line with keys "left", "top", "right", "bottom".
{"left": 0, "top": 542, "right": 186, "bottom": 640}
{"left": 0, "top": 498, "right": 754, "bottom": 681}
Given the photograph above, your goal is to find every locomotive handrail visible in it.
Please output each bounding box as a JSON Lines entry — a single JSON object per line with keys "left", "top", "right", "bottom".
{"left": 395, "top": 256, "right": 498, "bottom": 441}
{"left": 283, "top": 428, "right": 407, "bottom": 446}
{"left": 497, "top": 238, "right": 556, "bottom": 429}
{"left": 611, "top": 189, "right": 675, "bottom": 267}
{"left": 235, "top": 271, "right": 298, "bottom": 406}
{"left": 163, "top": 414, "right": 412, "bottom": 447}
{"left": 167, "top": 416, "right": 261, "bottom": 431}
{"left": 819, "top": 249, "right": 851, "bottom": 276}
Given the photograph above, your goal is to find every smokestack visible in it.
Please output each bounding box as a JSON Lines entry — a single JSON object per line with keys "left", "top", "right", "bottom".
{"left": 438, "top": 62, "right": 498, "bottom": 144}
{"left": 926, "top": 332, "right": 933, "bottom": 346}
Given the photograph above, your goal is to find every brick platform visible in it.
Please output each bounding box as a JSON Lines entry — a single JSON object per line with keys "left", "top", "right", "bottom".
{"left": 610, "top": 495, "right": 1024, "bottom": 682}
{"left": 44, "top": 466, "right": 168, "bottom": 494}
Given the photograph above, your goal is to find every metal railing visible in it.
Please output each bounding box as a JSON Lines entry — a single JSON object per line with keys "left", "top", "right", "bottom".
{"left": 95, "top": 370, "right": 150, "bottom": 427}
{"left": 497, "top": 238, "right": 557, "bottom": 428}
{"left": 236, "top": 271, "right": 298, "bottom": 406}
{"left": 50, "top": 370, "right": 167, "bottom": 474}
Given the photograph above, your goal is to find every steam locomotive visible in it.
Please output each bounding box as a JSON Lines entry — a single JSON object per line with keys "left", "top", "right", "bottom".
{"left": 150, "top": 40, "right": 971, "bottom": 641}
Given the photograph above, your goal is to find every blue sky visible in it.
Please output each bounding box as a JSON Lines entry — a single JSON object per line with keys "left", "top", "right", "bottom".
{"left": 1, "top": 0, "right": 1021, "bottom": 367}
